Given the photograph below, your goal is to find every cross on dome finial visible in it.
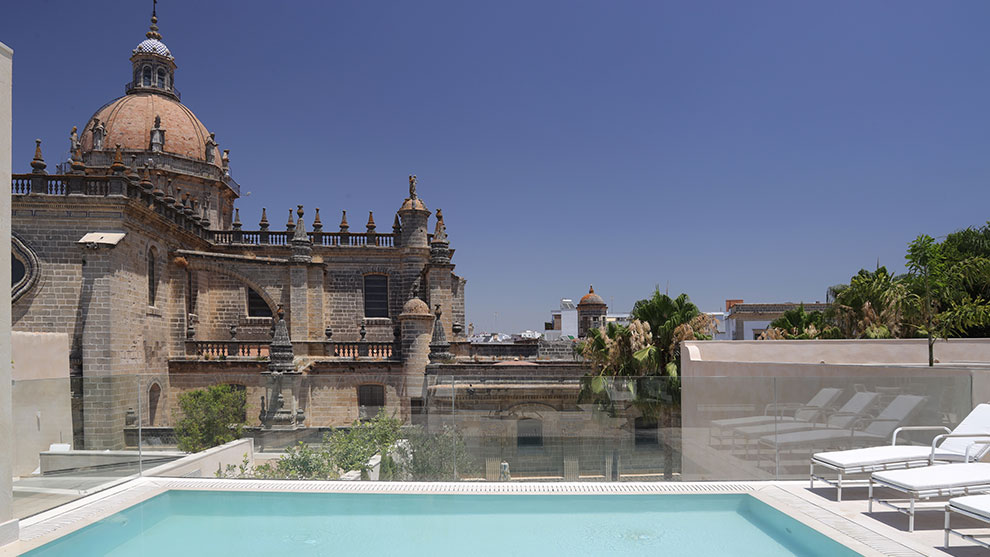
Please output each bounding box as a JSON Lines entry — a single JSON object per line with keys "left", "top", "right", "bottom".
{"left": 147, "top": 0, "right": 162, "bottom": 40}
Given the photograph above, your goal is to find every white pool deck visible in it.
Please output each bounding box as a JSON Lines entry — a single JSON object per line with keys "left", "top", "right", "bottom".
{"left": 1, "top": 478, "right": 986, "bottom": 556}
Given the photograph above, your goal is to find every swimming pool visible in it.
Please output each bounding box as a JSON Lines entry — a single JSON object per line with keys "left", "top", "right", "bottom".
{"left": 23, "top": 490, "right": 860, "bottom": 556}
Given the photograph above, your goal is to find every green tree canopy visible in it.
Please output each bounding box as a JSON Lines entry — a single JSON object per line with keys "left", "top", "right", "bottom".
{"left": 174, "top": 384, "right": 247, "bottom": 453}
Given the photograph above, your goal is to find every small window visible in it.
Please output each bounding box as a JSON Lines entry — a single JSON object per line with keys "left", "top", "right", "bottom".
{"left": 11, "top": 255, "right": 25, "bottom": 286}
{"left": 187, "top": 271, "right": 197, "bottom": 315}
{"left": 517, "top": 418, "right": 543, "bottom": 448}
{"left": 148, "top": 383, "right": 162, "bottom": 426}
{"left": 635, "top": 417, "right": 659, "bottom": 447}
{"left": 157, "top": 68, "right": 166, "bottom": 88}
{"left": 358, "top": 384, "right": 385, "bottom": 420}
{"left": 142, "top": 66, "right": 152, "bottom": 86}
{"left": 363, "top": 275, "right": 388, "bottom": 318}
{"left": 147, "top": 248, "right": 158, "bottom": 306}
{"left": 247, "top": 288, "right": 272, "bottom": 318}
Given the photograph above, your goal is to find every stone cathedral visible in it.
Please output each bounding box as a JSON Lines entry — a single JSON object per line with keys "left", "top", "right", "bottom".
{"left": 9, "top": 10, "right": 469, "bottom": 449}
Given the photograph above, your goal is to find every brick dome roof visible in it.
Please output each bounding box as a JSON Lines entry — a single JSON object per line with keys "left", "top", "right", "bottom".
{"left": 578, "top": 285, "right": 606, "bottom": 307}
{"left": 80, "top": 93, "right": 219, "bottom": 167}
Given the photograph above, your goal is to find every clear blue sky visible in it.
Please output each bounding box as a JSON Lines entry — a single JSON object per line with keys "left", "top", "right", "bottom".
{"left": 4, "top": 1, "right": 990, "bottom": 333}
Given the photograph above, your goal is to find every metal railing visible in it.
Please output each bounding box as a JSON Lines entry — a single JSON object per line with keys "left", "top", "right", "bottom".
{"left": 124, "top": 81, "right": 181, "bottom": 100}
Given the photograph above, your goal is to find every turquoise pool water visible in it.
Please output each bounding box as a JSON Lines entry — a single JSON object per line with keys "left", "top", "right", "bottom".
{"left": 24, "top": 491, "right": 860, "bottom": 556}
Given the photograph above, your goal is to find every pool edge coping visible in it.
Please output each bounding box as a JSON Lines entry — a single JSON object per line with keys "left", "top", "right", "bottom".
{"left": 4, "top": 479, "right": 910, "bottom": 556}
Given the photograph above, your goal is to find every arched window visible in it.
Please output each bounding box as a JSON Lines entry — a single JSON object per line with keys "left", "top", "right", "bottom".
{"left": 142, "top": 66, "right": 152, "bottom": 87}
{"left": 148, "top": 383, "right": 162, "bottom": 426}
{"left": 157, "top": 68, "right": 166, "bottom": 88}
{"left": 517, "top": 418, "right": 543, "bottom": 448}
{"left": 363, "top": 275, "right": 388, "bottom": 318}
{"left": 11, "top": 255, "right": 25, "bottom": 286}
{"left": 147, "top": 248, "right": 158, "bottom": 306}
{"left": 358, "top": 384, "right": 385, "bottom": 421}
{"left": 247, "top": 288, "right": 272, "bottom": 318}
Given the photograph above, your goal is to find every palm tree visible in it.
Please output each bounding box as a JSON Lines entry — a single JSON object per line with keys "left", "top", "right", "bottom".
{"left": 762, "top": 304, "right": 842, "bottom": 339}
{"left": 826, "top": 266, "right": 908, "bottom": 339}
{"left": 630, "top": 289, "right": 714, "bottom": 377}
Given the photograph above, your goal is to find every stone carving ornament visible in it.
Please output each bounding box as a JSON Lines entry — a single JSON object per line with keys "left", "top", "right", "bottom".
{"left": 92, "top": 119, "right": 107, "bottom": 151}
{"left": 11, "top": 233, "right": 40, "bottom": 304}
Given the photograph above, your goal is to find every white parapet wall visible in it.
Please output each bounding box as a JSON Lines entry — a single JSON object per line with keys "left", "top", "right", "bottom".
{"left": 143, "top": 438, "right": 255, "bottom": 478}
{"left": 11, "top": 332, "right": 72, "bottom": 477}
{"left": 0, "top": 39, "right": 16, "bottom": 547}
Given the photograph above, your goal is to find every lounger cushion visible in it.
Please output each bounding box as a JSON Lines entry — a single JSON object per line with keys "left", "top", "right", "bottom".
{"left": 762, "top": 428, "right": 882, "bottom": 448}
{"left": 711, "top": 388, "right": 843, "bottom": 429}
{"left": 938, "top": 403, "right": 990, "bottom": 457}
{"left": 873, "top": 463, "right": 990, "bottom": 492}
{"left": 949, "top": 494, "right": 990, "bottom": 519}
{"left": 712, "top": 416, "right": 794, "bottom": 429}
{"left": 736, "top": 421, "right": 824, "bottom": 438}
{"left": 814, "top": 446, "right": 965, "bottom": 469}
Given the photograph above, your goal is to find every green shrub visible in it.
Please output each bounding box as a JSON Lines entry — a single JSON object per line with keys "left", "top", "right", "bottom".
{"left": 216, "top": 409, "right": 400, "bottom": 480}
{"left": 400, "top": 425, "right": 475, "bottom": 481}
{"left": 174, "top": 384, "right": 246, "bottom": 453}
{"left": 325, "top": 410, "right": 401, "bottom": 473}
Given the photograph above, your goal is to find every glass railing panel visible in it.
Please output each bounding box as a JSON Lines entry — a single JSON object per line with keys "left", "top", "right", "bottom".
{"left": 67, "top": 371, "right": 974, "bottom": 485}
{"left": 764, "top": 374, "right": 973, "bottom": 480}
{"left": 680, "top": 376, "right": 778, "bottom": 481}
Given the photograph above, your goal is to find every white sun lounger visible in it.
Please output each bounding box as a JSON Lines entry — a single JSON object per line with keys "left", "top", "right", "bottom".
{"left": 811, "top": 403, "right": 990, "bottom": 501}
{"left": 945, "top": 494, "right": 990, "bottom": 548}
{"left": 871, "top": 461, "right": 990, "bottom": 532}
{"left": 732, "top": 391, "right": 878, "bottom": 447}
{"left": 758, "top": 394, "right": 926, "bottom": 452}
{"left": 708, "top": 387, "right": 842, "bottom": 446}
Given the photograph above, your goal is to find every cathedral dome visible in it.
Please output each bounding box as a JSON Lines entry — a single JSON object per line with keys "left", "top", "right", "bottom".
{"left": 79, "top": 93, "right": 219, "bottom": 166}
{"left": 578, "top": 285, "right": 606, "bottom": 307}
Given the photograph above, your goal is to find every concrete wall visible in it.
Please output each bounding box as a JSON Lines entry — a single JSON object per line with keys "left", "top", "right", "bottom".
{"left": 683, "top": 338, "right": 990, "bottom": 366}
{"left": 144, "top": 438, "right": 254, "bottom": 478}
{"left": 10, "top": 333, "right": 73, "bottom": 476}
{"left": 0, "top": 39, "right": 16, "bottom": 546}
{"left": 679, "top": 339, "right": 990, "bottom": 480}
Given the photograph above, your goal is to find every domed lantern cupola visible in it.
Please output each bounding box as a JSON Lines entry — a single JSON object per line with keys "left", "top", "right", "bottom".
{"left": 127, "top": 2, "right": 178, "bottom": 100}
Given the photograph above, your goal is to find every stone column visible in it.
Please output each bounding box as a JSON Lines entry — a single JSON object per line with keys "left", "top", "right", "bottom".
{"left": 398, "top": 299, "right": 433, "bottom": 400}
{"left": 79, "top": 244, "right": 123, "bottom": 449}
{"left": 288, "top": 207, "right": 314, "bottom": 342}
{"left": 0, "top": 40, "right": 17, "bottom": 546}
{"left": 397, "top": 195, "right": 431, "bottom": 322}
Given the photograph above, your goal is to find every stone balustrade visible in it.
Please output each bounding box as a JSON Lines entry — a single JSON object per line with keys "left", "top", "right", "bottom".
{"left": 11, "top": 173, "right": 404, "bottom": 250}
{"left": 183, "top": 339, "right": 399, "bottom": 361}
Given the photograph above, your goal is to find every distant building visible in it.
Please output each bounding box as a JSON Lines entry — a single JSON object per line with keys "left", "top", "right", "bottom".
{"left": 544, "top": 286, "right": 610, "bottom": 339}
{"left": 704, "top": 311, "right": 730, "bottom": 341}
{"left": 544, "top": 298, "right": 577, "bottom": 340}
{"left": 724, "top": 300, "right": 829, "bottom": 340}
{"left": 576, "top": 286, "right": 608, "bottom": 338}
{"left": 604, "top": 312, "right": 631, "bottom": 327}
